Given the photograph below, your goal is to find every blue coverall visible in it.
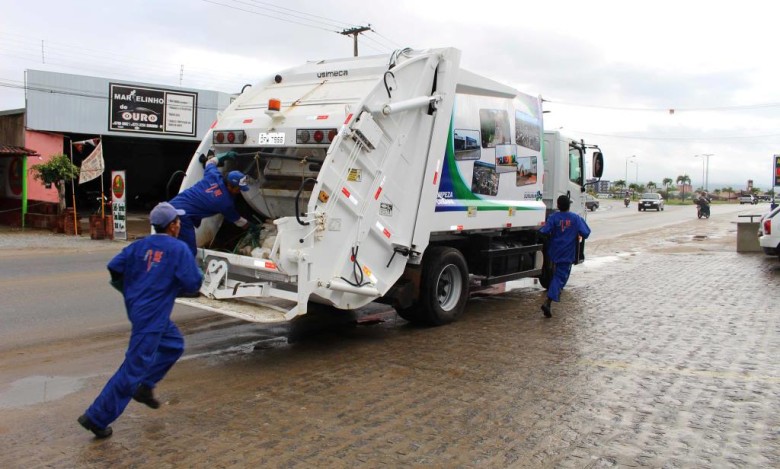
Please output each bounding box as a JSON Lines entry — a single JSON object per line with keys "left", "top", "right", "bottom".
{"left": 84, "top": 234, "right": 202, "bottom": 430}
{"left": 170, "top": 163, "right": 244, "bottom": 256}
{"left": 539, "top": 211, "right": 591, "bottom": 302}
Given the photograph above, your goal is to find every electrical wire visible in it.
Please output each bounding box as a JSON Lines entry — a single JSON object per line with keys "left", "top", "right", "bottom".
{"left": 0, "top": 80, "right": 225, "bottom": 112}
{"left": 244, "top": 0, "right": 359, "bottom": 30}
{"left": 200, "top": 0, "right": 338, "bottom": 32}
{"left": 562, "top": 128, "right": 780, "bottom": 141}
{"left": 543, "top": 97, "right": 780, "bottom": 112}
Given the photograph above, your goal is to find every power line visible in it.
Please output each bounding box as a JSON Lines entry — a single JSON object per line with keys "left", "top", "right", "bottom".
{"left": 0, "top": 80, "right": 224, "bottom": 111}
{"left": 565, "top": 128, "right": 780, "bottom": 141}
{"left": 0, "top": 35, "right": 262, "bottom": 91}
{"left": 544, "top": 97, "right": 780, "bottom": 112}
{"left": 244, "top": 0, "right": 358, "bottom": 29}
{"left": 370, "top": 30, "right": 404, "bottom": 50}
{"left": 200, "top": 0, "right": 338, "bottom": 32}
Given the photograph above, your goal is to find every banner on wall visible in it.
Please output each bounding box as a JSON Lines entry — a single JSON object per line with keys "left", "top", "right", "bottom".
{"left": 774, "top": 155, "right": 780, "bottom": 187}
{"left": 111, "top": 170, "right": 127, "bottom": 240}
{"left": 109, "top": 83, "right": 197, "bottom": 137}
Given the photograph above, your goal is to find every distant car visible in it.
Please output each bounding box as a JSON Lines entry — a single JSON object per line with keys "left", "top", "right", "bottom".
{"left": 758, "top": 205, "right": 780, "bottom": 260}
{"left": 739, "top": 194, "right": 757, "bottom": 205}
{"left": 585, "top": 194, "right": 599, "bottom": 211}
{"left": 638, "top": 193, "right": 664, "bottom": 211}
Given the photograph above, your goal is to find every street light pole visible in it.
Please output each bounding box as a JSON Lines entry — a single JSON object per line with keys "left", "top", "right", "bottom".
{"left": 694, "top": 154, "right": 713, "bottom": 191}
{"left": 625, "top": 154, "right": 636, "bottom": 185}
{"left": 694, "top": 154, "right": 704, "bottom": 191}
{"left": 701, "top": 153, "right": 713, "bottom": 191}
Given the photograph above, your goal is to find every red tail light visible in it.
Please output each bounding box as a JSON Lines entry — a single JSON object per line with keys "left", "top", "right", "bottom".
{"left": 213, "top": 130, "right": 246, "bottom": 144}
{"left": 765, "top": 219, "right": 772, "bottom": 235}
{"left": 296, "top": 128, "right": 338, "bottom": 145}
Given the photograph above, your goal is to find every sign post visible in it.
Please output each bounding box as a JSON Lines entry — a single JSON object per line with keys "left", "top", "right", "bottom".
{"left": 111, "top": 170, "right": 127, "bottom": 240}
{"left": 772, "top": 155, "right": 780, "bottom": 209}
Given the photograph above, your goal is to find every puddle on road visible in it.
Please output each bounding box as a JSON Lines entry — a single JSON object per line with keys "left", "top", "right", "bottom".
{"left": 0, "top": 375, "right": 87, "bottom": 409}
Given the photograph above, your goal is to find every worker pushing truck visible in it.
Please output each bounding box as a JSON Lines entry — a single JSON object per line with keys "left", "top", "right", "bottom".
{"left": 175, "top": 47, "right": 604, "bottom": 326}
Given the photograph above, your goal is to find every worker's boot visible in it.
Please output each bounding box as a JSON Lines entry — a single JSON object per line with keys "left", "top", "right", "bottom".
{"left": 78, "top": 414, "right": 113, "bottom": 439}
{"left": 133, "top": 384, "right": 161, "bottom": 409}
{"left": 541, "top": 299, "right": 552, "bottom": 318}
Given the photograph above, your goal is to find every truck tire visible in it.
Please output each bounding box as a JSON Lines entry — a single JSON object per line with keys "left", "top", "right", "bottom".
{"left": 416, "top": 246, "right": 469, "bottom": 326}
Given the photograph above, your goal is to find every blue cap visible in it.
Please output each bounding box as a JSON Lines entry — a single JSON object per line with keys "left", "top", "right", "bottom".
{"left": 227, "top": 171, "right": 249, "bottom": 192}
{"left": 150, "top": 202, "right": 185, "bottom": 226}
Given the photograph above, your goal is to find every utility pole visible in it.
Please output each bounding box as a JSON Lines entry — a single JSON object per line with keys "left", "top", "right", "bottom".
{"left": 340, "top": 25, "right": 371, "bottom": 57}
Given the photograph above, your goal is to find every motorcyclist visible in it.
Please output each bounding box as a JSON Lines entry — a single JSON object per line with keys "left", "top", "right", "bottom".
{"left": 695, "top": 191, "right": 711, "bottom": 217}
{"left": 624, "top": 191, "right": 630, "bottom": 207}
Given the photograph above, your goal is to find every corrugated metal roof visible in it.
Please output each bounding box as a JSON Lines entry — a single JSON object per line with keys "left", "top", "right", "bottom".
{"left": 0, "top": 144, "right": 39, "bottom": 156}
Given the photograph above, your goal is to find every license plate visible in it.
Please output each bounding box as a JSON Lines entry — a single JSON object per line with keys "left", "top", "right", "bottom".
{"left": 258, "top": 132, "right": 285, "bottom": 145}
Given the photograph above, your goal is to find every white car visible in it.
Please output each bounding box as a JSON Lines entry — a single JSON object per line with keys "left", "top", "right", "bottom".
{"left": 739, "top": 194, "right": 758, "bottom": 205}
{"left": 758, "top": 205, "right": 780, "bottom": 260}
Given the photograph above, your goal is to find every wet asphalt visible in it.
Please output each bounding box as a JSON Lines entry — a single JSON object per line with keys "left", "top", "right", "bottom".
{"left": 0, "top": 203, "right": 778, "bottom": 467}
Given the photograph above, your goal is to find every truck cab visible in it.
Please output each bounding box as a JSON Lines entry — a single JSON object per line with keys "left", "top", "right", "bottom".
{"left": 542, "top": 131, "right": 603, "bottom": 217}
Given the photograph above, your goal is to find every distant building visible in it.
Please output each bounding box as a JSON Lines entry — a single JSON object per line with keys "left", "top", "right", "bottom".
{"left": 587, "top": 178, "right": 610, "bottom": 193}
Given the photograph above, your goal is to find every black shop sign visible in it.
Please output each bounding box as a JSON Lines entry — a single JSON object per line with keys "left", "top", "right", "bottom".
{"left": 109, "top": 83, "right": 198, "bottom": 137}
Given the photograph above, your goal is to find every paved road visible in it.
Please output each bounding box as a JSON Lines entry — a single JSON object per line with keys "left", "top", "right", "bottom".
{"left": 0, "top": 203, "right": 778, "bottom": 467}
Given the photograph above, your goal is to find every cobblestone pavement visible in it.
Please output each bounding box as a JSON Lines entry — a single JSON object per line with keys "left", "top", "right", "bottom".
{"left": 1, "top": 215, "right": 778, "bottom": 468}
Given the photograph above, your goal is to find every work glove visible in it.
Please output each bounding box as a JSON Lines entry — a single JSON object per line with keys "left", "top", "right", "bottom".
{"left": 215, "top": 151, "right": 238, "bottom": 164}
{"left": 108, "top": 269, "right": 124, "bottom": 294}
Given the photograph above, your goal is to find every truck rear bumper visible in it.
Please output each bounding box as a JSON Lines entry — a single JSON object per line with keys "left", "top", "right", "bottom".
{"left": 175, "top": 296, "right": 294, "bottom": 323}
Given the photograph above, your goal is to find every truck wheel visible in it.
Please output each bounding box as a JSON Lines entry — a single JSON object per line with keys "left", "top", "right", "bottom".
{"left": 417, "top": 247, "right": 469, "bottom": 326}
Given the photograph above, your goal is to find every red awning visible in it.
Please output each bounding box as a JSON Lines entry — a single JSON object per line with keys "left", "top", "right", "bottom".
{"left": 0, "top": 144, "right": 39, "bottom": 157}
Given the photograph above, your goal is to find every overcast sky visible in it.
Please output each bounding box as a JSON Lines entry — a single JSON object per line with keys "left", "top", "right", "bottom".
{"left": 1, "top": 0, "right": 778, "bottom": 191}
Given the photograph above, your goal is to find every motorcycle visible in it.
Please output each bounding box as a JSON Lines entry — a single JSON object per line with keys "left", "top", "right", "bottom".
{"left": 624, "top": 197, "right": 630, "bottom": 208}
{"left": 696, "top": 203, "right": 710, "bottom": 219}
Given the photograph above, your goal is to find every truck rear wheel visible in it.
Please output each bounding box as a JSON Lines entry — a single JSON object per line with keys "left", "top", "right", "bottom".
{"left": 404, "top": 246, "right": 468, "bottom": 326}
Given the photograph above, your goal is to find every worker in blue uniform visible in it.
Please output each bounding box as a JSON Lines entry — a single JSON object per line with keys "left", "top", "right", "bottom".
{"left": 78, "top": 202, "right": 203, "bottom": 439}
{"left": 539, "top": 195, "right": 591, "bottom": 318}
{"left": 170, "top": 154, "right": 251, "bottom": 257}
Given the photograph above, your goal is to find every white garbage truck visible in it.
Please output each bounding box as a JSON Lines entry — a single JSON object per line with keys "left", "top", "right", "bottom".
{"left": 175, "top": 47, "right": 603, "bottom": 326}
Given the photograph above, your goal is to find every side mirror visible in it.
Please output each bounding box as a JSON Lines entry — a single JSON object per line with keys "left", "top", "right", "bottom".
{"left": 592, "top": 152, "right": 604, "bottom": 178}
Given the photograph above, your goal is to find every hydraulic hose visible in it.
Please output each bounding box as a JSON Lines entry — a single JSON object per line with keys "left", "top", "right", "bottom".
{"left": 295, "top": 178, "right": 318, "bottom": 226}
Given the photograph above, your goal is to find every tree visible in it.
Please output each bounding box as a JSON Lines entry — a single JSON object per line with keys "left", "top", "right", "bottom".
{"left": 714, "top": 188, "right": 722, "bottom": 200}
{"left": 676, "top": 174, "right": 691, "bottom": 202}
{"left": 722, "top": 186, "right": 734, "bottom": 202}
{"left": 662, "top": 177, "right": 673, "bottom": 193}
{"left": 628, "top": 183, "right": 639, "bottom": 198}
{"left": 647, "top": 181, "right": 657, "bottom": 192}
{"left": 30, "top": 153, "right": 79, "bottom": 214}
